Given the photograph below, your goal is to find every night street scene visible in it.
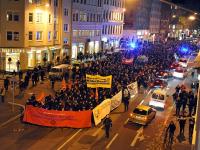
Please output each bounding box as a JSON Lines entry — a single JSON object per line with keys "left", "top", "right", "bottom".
{"left": 1, "top": 0, "right": 200, "bottom": 150}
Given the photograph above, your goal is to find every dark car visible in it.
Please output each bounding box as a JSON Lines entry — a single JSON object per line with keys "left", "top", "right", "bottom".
{"left": 148, "top": 79, "right": 168, "bottom": 88}
{"left": 157, "top": 70, "right": 173, "bottom": 81}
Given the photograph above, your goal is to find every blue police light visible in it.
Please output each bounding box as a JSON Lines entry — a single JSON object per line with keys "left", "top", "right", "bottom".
{"left": 180, "top": 46, "right": 189, "bottom": 53}
{"left": 130, "top": 42, "right": 137, "bottom": 49}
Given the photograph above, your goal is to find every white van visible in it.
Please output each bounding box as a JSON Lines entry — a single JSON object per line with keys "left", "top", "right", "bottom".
{"left": 49, "top": 64, "right": 71, "bottom": 80}
{"left": 149, "top": 88, "right": 167, "bottom": 109}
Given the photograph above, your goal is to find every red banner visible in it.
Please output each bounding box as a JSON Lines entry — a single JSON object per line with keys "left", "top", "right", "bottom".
{"left": 23, "top": 105, "right": 92, "bottom": 128}
{"left": 122, "top": 58, "right": 134, "bottom": 65}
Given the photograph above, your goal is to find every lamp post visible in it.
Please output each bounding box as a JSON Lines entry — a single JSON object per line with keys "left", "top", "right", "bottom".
{"left": 69, "top": 0, "right": 73, "bottom": 64}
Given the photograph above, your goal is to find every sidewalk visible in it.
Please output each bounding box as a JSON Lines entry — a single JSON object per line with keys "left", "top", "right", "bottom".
{"left": 0, "top": 102, "right": 21, "bottom": 126}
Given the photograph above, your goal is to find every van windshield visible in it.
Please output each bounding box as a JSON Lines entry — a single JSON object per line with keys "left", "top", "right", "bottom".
{"left": 133, "top": 108, "right": 147, "bottom": 115}
{"left": 50, "top": 68, "right": 61, "bottom": 73}
{"left": 152, "top": 93, "right": 164, "bottom": 100}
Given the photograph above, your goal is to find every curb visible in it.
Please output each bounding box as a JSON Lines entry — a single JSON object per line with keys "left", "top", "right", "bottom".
{"left": 0, "top": 102, "right": 25, "bottom": 128}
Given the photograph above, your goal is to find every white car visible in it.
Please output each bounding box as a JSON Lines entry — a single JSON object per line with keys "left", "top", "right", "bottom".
{"left": 173, "top": 67, "right": 187, "bottom": 79}
{"left": 149, "top": 88, "right": 167, "bottom": 109}
{"left": 178, "top": 58, "right": 188, "bottom": 68}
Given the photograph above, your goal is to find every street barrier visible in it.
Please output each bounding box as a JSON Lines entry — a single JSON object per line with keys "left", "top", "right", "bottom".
{"left": 110, "top": 91, "right": 122, "bottom": 111}
{"left": 23, "top": 105, "right": 92, "bottom": 128}
{"left": 93, "top": 81, "right": 138, "bottom": 126}
{"left": 93, "top": 99, "right": 111, "bottom": 126}
{"left": 127, "top": 82, "right": 138, "bottom": 98}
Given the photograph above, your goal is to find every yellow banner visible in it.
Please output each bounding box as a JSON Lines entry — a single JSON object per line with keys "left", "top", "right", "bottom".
{"left": 86, "top": 74, "right": 112, "bottom": 88}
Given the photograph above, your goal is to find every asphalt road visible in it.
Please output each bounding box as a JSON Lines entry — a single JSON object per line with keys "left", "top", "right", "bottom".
{"left": 0, "top": 73, "right": 195, "bottom": 150}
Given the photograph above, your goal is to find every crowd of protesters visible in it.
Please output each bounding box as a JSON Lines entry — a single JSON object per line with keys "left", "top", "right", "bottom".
{"left": 25, "top": 41, "right": 183, "bottom": 111}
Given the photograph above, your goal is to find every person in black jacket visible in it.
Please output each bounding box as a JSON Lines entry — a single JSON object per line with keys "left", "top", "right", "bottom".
{"left": 166, "top": 121, "right": 176, "bottom": 144}
{"left": 103, "top": 115, "right": 112, "bottom": 138}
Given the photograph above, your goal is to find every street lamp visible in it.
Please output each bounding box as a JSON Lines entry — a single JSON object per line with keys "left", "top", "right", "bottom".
{"left": 189, "top": 15, "right": 196, "bottom": 21}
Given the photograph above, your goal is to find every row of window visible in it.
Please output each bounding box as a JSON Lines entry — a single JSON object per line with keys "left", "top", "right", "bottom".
{"left": 28, "top": 0, "right": 58, "bottom": 7}
{"left": 102, "top": 25, "right": 123, "bottom": 35}
{"left": 28, "top": 31, "right": 58, "bottom": 41}
{"left": 103, "top": 0, "right": 124, "bottom": 8}
{"left": 73, "top": 12, "right": 102, "bottom": 22}
{"left": 73, "top": 30, "right": 101, "bottom": 37}
{"left": 6, "top": 12, "right": 19, "bottom": 21}
{"left": 103, "top": 10, "right": 123, "bottom": 21}
{"left": 73, "top": 0, "right": 102, "bottom": 7}
{"left": 28, "top": 12, "right": 53, "bottom": 23}
{"left": 6, "top": 31, "right": 58, "bottom": 41}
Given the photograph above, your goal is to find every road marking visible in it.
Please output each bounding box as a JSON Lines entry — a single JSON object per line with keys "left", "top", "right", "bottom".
{"left": 124, "top": 118, "right": 129, "bottom": 125}
{"left": 57, "top": 129, "right": 82, "bottom": 150}
{"left": 92, "top": 125, "right": 104, "bottom": 136}
{"left": 147, "top": 89, "right": 152, "bottom": 95}
{"left": 0, "top": 102, "right": 25, "bottom": 128}
{"left": 130, "top": 127, "right": 144, "bottom": 147}
{"left": 106, "top": 133, "right": 119, "bottom": 149}
{"left": 0, "top": 114, "right": 21, "bottom": 128}
{"left": 139, "top": 100, "right": 144, "bottom": 105}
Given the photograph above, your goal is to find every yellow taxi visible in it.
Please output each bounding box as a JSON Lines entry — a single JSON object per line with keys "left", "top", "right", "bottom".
{"left": 129, "top": 105, "right": 156, "bottom": 125}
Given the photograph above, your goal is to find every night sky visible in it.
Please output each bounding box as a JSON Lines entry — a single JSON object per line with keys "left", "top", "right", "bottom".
{"left": 169, "top": 0, "right": 200, "bottom": 13}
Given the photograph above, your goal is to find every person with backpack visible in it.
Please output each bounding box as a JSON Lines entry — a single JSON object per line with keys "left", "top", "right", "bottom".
{"left": 166, "top": 121, "right": 176, "bottom": 144}
{"left": 103, "top": 115, "right": 112, "bottom": 138}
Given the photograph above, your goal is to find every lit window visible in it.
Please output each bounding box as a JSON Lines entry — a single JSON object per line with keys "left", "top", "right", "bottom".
{"left": 29, "top": 31, "right": 33, "bottom": 40}
{"left": 29, "top": 13, "right": 33, "bottom": 22}
{"left": 48, "top": 14, "right": 51, "bottom": 23}
{"left": 7, "top": 12, "right": 12, "bottom": 21}
{"left": 64, "top": 24, "right": 68, "bottom": 32}
{"left": 36, "top": 12, "right": 42, "bottom": 23}
{"left": 13, "top": 32, "right": 19, "bottom": 41}
{"left": 7, "top": 31, "right": 13, "bottom": 41}
{"left": 13, "top": 12, "right": 19, "bottom": 21}
{"left": 36, "top": 31, "right": 42, "bottom": 40}
{"left": 48, "top": 31, "right": 51, "bottom": 41}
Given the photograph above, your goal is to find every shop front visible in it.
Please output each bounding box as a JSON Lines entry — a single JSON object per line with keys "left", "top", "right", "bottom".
{"left": 0, "top": 48, "right": 28, "bottom": 72}
{"left": 27, "top": 46, "right": 61, "bottom": 68}
{"left": 72, "top": 43, "right": 85, "bottom": 59}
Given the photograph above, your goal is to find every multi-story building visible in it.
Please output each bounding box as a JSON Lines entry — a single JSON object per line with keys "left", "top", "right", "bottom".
{"left": 123, "top": 0, "right": 161, "bottom": 41}
{"left": 70, "top": 0, "right": 103, "bottom": 59}
{"left": 0, "top": 0, "right": 125, "bottom": 71}
{"left": 101, "top": 0, "right": 124, "bottom": 50}
{"left": 149, "top": 0, "right": 161, "bottom": 34}
{"left": 0, "top": 0, "right": 62, "bottom": 72}
{"left": 70, "top": 0, "right": 124, "bottom": 58}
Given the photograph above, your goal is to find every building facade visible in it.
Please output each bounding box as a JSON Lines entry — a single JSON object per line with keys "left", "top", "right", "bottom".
{"left": 101, "top": 0, "right": 124, "bottom": 50}
{"left": 123, "top": 0, "right": 161, "bottom": 41}
{"left": 70, "top": 0, "right": 124, "bottom": 59}
{"left": 0, "top": 0, "right": 62, "bottom": 71}
{"left": 70, "top": 0, "right": 102, "bottom": 59}
{"left": 149, "top": 0, "right": 161, "bottom": 34}
{"left": 0, "top": 0, "right": 125, "bottom": 71}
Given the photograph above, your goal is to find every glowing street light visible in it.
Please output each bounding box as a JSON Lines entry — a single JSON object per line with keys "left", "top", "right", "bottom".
{"left": 188, "top": 15, "right": 196, "bottom": 21}
{"left": 45, "top": 3, "right": 50, "bottom": 7}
